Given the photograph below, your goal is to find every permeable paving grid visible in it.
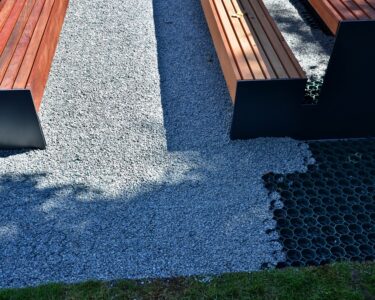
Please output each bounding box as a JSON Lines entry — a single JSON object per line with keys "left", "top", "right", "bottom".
{"left": 264, "top": 140, "right": 375, "bottom": 268}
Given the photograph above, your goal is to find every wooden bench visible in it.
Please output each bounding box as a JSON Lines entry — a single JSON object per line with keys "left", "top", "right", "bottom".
{"left": 0, "top": 0, "right": 69, "bottom": 149}
{"left": 201, "top": 0, "right": 307, "bottom": 139}
{"left": 202, "top": 0, "right": 375, "bottom": 140}
{"left": 308, "top": 0, "right": 375, "bottom": 34}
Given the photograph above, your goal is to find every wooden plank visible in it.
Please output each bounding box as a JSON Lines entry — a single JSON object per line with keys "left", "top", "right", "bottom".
{"left": 0, "top": 0, "right": 36, "bottom": 83}
{"left": 201, "top": 0, "right": 241, "bottom": 101}
{"left": 0, "top": 1, "right": 6, "bottom": 11}
{"left": 225, "top": 0, "right": 266, "bottom": 79}
{"left": 232, "top": 0, "right": 275, "bottom": 79}
{"left": 1, "top": 0, "right": 45, "bottom": 89}
{"left": 243, "top": 0, "right": 302, "bottom": 78}
{"left": 0, "top": 1, "right": 15, "bottom": 32}
{"left": 309, "top": 0, "right": 341, "bottom": 34}
{"left": 352, "top": 0, "right": 375, "bottom": 18}
{"left": 26, "top": 0, "right": 69, "bottom": 110}
{"left": 239, "top": 0, "right": 288, "bottom": 78}
{"left": 256, "top": 0, "right": 306, "bottom": 78}
{"left": 214, "top": 0, "right": 253, "bottom": 79}
{"left": 328, "top": 0, "right": 357, "bottom": 19}
{"left": 340, "top": 0, "right": 369, "bottom": 19}
{"left": 0, "top": 0, "right": 26, "bottom": 56}
{"left": 13, "top": 0, "right": 54, "bottom": 89}
{"left": 367, "top": 0, "right": 375, "bottom": 10}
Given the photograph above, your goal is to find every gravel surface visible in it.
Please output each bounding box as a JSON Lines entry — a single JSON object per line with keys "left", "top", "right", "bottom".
{"left": 263, "top": 0, "right": 335, "bottom": 79}
{"left": 0, "top": 0, "right": 311, "bottom": 288}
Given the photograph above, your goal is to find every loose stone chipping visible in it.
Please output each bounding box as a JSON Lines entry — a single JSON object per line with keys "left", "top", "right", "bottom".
{"left": 0, "top": 0, "right": 311, "bottom": 288}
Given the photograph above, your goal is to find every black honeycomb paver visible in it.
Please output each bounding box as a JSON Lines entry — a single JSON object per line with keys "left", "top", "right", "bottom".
{"left": 263, "top": 140, "right": 375, "bottom": 267}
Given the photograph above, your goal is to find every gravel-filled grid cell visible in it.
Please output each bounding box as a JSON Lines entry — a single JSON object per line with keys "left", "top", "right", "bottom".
{"left": 263, "top": 140, "right": 375, "bottom": 267}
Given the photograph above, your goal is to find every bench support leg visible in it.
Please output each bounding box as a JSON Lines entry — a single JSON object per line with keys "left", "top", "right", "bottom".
{"left": 0, "top": 90, "right": 46, "bottom": 149}
{"left": 306, "top": 20, "right": 375, "bottom": 139}
{"left": 231, "top": 79, "right": 307, "bottom": 139}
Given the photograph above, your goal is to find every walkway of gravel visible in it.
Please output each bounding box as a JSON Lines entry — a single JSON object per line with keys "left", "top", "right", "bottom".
{"left": 0, "top": 0, "right": 311, "bottom": 288}
{"left": 264, "top": 0, "right": 334, "bottom": 79}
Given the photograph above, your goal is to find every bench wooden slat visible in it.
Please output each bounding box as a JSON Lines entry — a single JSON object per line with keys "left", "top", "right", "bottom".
{"left": 13, "top": 0, "right": 54, "bottom": 91}
{"left": 239, "top": 0, "right": 284, "bottom": 78}
{"left": 327, "top": 0, "right": 358, "bottom": 19}
{"left": 340, "top": 0, "right": 370, "bottom": 19}
{"left": 25, "top": 0, "right": 69, "bottom": 110}
{"left": 233, "top": 0, "right": 275, "bottom": 79}
{"left": 1, "top": 0, "right": 45, "bottom": 89}
{"left": 251, "top": 0, "right": 305, "bottom": 78}
{"left": 223, "top": 0, "right": 266, "bottom": 79}
{"left": 215, "top": 0, "right": 254, "bottom": 79}
{"left": 309, "top": 0, "right": 375, "bottom": 34}
{"left": 0, "top": 0, "right": 26, "bottom": 55}
{"left": 0, "top": 0, "right": 36, "bottom": 82}
{"left": 202, "top": 0, "right": 241, "bottom": 100}
{"left": 0, "top": 1, "right": 15, "bottom": 32}
{"left": 353, "top": 0, "right": 375, "bottom": 18}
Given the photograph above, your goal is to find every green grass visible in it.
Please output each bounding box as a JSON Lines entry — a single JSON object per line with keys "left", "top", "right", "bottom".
{"left": 0, "top": 262, "right": 374, "bottom": 300}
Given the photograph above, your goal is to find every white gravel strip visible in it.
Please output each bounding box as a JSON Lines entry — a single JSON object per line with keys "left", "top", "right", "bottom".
{"left": 263, "top": 0, "right": 335, "bottom": 79}
{"left": 0, "top": 0, "right": 311, "bottom": 288}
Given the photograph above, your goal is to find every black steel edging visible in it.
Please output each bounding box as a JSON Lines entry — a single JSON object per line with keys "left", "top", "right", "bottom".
{"left": 0, "top": 89, "right": 46, "bottom": 149}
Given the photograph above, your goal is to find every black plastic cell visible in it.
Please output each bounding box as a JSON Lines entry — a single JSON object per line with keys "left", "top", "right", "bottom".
{"left": 298, "top": 238, "right": 312, "bottom": 248}
{"left": 335, "top": 224, "right": 349, "bottom": 235}
{"left": 340, "top": 235, "right": 354, "bottom": 245}
{"left": 264, "top": 140, "right": 375, "bottom": 268}
{"left": 359, "top": 245, "right": 373, "bottom": 256}
{"left": 284, "top": 238, "right": 298, "bottom": 249}
{"left": 302, "top": 249, "right": 316, "bottom": 260}
{"left": 331, "top": 246, "right": 345, "bottom": 257}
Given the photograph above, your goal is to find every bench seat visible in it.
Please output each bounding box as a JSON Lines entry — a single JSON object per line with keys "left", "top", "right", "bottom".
{"left": 309, "top": 0, "right": 375, "bottom": 34}
{"left": 202, "top": 0, "right": 307, "bottom": 138}
{"left": 202, "top": 0, "right": 305, "bottom": 100}
{"left": 0, "top": 0, "right": 69, "bottom": 149}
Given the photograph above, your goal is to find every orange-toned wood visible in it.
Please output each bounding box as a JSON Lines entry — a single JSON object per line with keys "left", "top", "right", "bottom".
{"left": 26, "top": 0, "right": 69, "bottom": 110}
{"left": 1, "top": 0, "right": 45, "bottom": 88}
{"left": 13, "top": 0, "right": 55, "bottom": 89}
{"left": 309, "top": 0, "right": 375, "bottom": 34}
{"left": 0, "top": 1, "right": 15, "bottom": 32}
{"left": 0, "top": 0, "right": 35, "bottom": 82}
{"left": 0, "top": 0, "right": 26, "bottom": 54}
{"left": 222, "top": 0, "right": 265, "bottom": 79}
{"left": 201, "top": 0, "right": 241, "bottom": 100}
{"left": 255, "top": 0, "right": 306, "bottom": 78}
{"left": 201, "top": 0, "right": 306, "bottom": 102}
{"left": 0, "top": 0, "right": 69, "bottom": 111}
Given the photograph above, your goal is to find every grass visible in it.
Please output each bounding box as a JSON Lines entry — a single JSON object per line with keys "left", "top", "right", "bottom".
{"left": 0, "top": 262, "right": 374, "bottom": 300}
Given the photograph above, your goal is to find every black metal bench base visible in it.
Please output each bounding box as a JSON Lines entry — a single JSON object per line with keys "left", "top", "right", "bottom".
{"left": 0, "top": 90, "right": 46, "bottom": 149}
{"left": 230, "top": 20, "right": 375, "bottom": 140}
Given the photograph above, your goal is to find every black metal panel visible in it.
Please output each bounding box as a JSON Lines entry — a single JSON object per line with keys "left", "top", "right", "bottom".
{"left": 231, "top": 79, "right": 307, "bottom": 139}
{"left": 300, "top": 20, "right": 375, "bottom": 139}
{"left": 230, "top": 20, "right": 375, "bottom": 140}
{"left": 0, "top": 90, "right": 46, "bottom": 149}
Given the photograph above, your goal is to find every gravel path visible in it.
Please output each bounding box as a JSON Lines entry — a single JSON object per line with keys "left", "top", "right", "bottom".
{"left": 0, "top": 0, "right": 310, "bottom": 288}
{"left": 263, "top": 0, "right": 335, "bottom": 79}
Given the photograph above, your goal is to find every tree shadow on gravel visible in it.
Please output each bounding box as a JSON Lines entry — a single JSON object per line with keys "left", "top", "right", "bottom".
{"left": 0, "top": 171, "right": 281, "bottom": 288}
